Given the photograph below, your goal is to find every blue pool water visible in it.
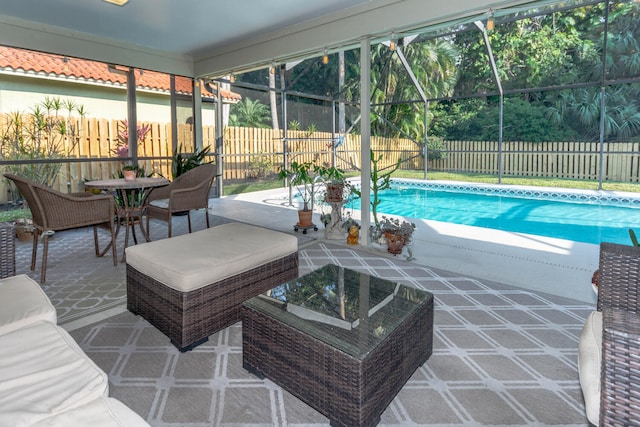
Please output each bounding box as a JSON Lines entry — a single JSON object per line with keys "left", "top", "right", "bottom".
{"left": 349, "top": 181, "right": 640, "bottom": 246}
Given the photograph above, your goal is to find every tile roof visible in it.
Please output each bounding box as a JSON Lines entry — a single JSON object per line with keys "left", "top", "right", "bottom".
{"left": 0, "top": 46, "right": 241, "bottom": 102}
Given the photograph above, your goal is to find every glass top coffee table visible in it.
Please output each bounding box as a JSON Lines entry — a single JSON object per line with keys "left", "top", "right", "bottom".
{"left": 242, "top": 263, "right": 433, "bottom": 427}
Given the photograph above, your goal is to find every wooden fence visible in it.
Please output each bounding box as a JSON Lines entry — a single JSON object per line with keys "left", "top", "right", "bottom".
{"left": 2, "top": 117, "right": 640, "bottom": 203}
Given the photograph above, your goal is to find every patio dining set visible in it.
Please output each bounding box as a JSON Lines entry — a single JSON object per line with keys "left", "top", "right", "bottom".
{"left": 2, "top": 163, "right": 216, "bottom": 283}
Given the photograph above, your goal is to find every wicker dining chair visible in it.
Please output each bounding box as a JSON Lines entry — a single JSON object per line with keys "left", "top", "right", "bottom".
{"left": 4, "top": 173, "right": 117, "bottom": 283}
{"left": 580, "top": 242, "right": 640, "bottom": 426}
{"left": 145, "top": 163, "right": 217, "bottom": 238}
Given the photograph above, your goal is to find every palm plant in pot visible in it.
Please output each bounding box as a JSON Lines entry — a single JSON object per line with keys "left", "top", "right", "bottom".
{"left": 278, "top": 161, "right": 322, "bottom": 231}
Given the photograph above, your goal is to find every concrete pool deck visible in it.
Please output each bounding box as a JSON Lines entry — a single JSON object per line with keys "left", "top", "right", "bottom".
{"left": 211, "top": 186, "right": 599, "bottom": 304}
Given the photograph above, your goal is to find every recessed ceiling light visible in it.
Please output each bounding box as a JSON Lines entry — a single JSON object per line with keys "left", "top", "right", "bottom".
{"left": 104, "top": 0, "right": 129, "bottom": 6}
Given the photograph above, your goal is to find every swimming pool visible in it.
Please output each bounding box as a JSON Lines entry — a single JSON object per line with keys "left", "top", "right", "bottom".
{"left": 347, "top": 179, "right": 640, "bottom": 246}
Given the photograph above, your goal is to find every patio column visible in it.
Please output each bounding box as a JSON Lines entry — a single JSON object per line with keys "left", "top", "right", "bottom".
{"left": 360, "top": 37, "right": 371, "bottom": 246}
{"left": 127, "top": 67, "right": 137, "bottom": 162}
{"left": 193, "top": 79, "right": 203, "bottom": 150}
{"left": 216, "top": 81, "right": 225, "bottom": 197}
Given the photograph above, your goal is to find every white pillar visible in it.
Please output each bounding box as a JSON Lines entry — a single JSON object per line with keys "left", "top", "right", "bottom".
{"left": 193, "top": 79, "right": 203, "bottom": 150}
{"left": 359, "top": 38, "right": 371, "bottom": 246}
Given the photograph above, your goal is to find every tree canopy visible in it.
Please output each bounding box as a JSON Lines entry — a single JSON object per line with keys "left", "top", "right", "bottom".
{"left": 231, "top": 1, "right": 640, "bottom": 143}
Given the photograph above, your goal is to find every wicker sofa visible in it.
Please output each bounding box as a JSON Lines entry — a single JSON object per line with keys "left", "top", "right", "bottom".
{"left": 578, "top": 242, "right": 640, "bottom": 426}
{"left": 0, "top": 274, "right": 148, "bottom": 426}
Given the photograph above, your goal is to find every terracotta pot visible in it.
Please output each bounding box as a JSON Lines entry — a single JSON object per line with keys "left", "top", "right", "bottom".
{"left": 297, "top": 209, "right": 314, "bottom": 227}
{"left": 326, "top": 183, "right": 344, "bottom": 203}
{"left": 123, "top": 170, "right": 136, "bottom": 181}
{"left": 385, "top": 231, "right": 405, "bottom": 254}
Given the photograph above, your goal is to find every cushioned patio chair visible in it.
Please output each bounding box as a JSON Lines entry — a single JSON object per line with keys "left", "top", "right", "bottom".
{"left": 145, "top": 163, "right": 217, "bottom": 238}
{"left": 578, "top": 242, "right": 640, "bottom": 426}
{"left": 4, "top": 173, "right": 117, "bottom": 283}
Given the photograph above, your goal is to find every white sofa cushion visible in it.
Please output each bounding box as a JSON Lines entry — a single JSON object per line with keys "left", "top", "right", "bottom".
{"left": 0, "top": 320, "right": 109, "bottom": 426}
{"left": 32, "top": 397, "right": 149, "bottom": 427}
{"left": 125, "top": 222, "right": 298, "bottom": 292}
{"left": 0, "top": 274, "right": 56, "bottom": 336}
{"left": 578, "top": 310, "right": 602, "bottom": 426}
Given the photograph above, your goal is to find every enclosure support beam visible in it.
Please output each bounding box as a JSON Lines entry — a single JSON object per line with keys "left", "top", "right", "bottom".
{"left": 193, "top": 79, "right": 203, "bottom": 150}
{"left": 126, "top": 67, "right": 138, "bottom": 162}
{"left": 424, "top": 102, "right": 428, "bottom": 179}
{"left": 170, "top": 76, "right": 178, "bottom": 163}
{"left": 331, "top": 100, "right": 337, "bottom": 167}
{"left": 360, "top": 37, "right": 372, "bottom": 246}
{"left": 597, "top": 4, "right": 610, "bottom": 191}
{"left": 216, "top": 81, "right": 225, "bottom": 196}
{"left": 476, "top": 20, "right": 504, "bottom": 184}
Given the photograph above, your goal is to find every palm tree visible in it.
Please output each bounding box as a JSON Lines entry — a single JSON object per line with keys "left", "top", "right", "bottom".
{"left": 229, "top": 98, "right": 271, "bottom": 128}
{"left": 370, "top": 37, "right": 458, "bottom": 140}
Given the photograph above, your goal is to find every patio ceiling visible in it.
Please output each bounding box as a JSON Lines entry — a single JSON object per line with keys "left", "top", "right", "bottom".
{"left": 0, "top": 0, "right": 536, "bottom": 79}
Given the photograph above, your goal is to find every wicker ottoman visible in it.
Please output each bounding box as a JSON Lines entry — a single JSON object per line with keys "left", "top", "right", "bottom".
{"left": 125, "top": 223, "right": 299, "bottom": 351}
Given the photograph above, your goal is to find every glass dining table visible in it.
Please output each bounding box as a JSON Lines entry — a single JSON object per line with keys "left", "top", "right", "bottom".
{"left": 84, "top": 177, "right": 169, "bottom": 261}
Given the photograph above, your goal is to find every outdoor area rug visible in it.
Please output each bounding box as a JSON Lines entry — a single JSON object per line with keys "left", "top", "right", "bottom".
{"left": 68, "top": 241, "right": 594, "bottom": 426}
{"left": 13, "top": 213, "right": 235, "bottom": 324}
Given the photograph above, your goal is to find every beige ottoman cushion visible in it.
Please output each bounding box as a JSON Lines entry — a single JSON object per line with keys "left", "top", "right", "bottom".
{"left": 0, "top": 320, "right": 109, "bottom": 426}
{"left": 32, "top": 397, "right": 149, "bottom": 427}
{"left": 578, "top": 310, "right": 602, "bottom": 426}
{"left": 0, "top": 274, "right": 56, "bottom": 336}
{"left": 126, "top": 222, "right": 298, "bottom": 292}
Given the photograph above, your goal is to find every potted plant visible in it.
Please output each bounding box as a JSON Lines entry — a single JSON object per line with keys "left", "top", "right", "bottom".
{"left": 319, "top": 165, "right": 348, "bottom": 203}
{"left": 121, "top": 164, "right": 138, "bottom": 181}
{"left": 172, "top": 144, "right": 211, "bottom": 179}
{"left": 379, "top": 216, "right": 416, "bottom": 255}
{"left": 278, "top": 161, "right": 322, "bottom": 229}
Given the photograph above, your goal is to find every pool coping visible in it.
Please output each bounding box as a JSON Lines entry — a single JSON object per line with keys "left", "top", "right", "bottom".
{"left": 388, "top": 179, "right": 640, "bottom": 207}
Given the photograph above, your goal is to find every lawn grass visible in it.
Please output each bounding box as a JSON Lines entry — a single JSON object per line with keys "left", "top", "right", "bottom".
{"left": 0, "top": 208, "right": 29, "bottom": 223}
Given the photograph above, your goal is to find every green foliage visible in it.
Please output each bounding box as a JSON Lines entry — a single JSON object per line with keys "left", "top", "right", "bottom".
{"left": 288, "top": 120, "right": 301, "bottom": 130}
{"left": 350, "top": 150, "right": 401, "bottom": 227}
{"left": 425, "top": 136, "right": 447, "bottom": 161}
{"left": 440, "top": 97, "right": 578, "bottom": 142}
{"left": 277, "top": 161, "right": 323, "bottom": 210}
{"left": 247, "top": 152, "right": 274, "bottom": 179}
{"left": 172, "top": 144, "right": 211, "bottom": 179}
{"left": 0, "top": 97, "right": 86, "bottom": 202}
{"left": 229, "top": 98, "right": 271, "bottom": 128}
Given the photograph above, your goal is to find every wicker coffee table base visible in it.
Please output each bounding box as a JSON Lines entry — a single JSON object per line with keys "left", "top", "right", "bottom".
{"left": 127, "top": 252, "right": 299, "bottom": 351}
{"left": 242, "top": 296, "right": 433, "bottom": 427}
